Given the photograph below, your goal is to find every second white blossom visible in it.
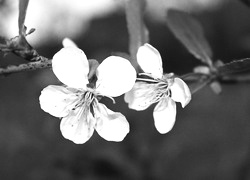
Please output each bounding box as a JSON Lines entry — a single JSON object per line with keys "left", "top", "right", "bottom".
{"left": 125, "top": 43, "right": 191, "bottom": 134}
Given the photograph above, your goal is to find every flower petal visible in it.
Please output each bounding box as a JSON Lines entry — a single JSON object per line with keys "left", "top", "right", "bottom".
{"left": 52, "top": 47, "right": 89, "bottom": 89}
{"left": 62, "top": 38, "right": 78, "bottom": 48}
{"left": 60, "top": 106, "right": 95, "bottom": 144}
{"left": 137, "top": 43, "right": 163, "bottom": 79}
{"left": 124, "top": 82, "right": 157, "bottom": 111}
{"left": 170, "top": 78, "right": 191, "bottom": 108}
{"left": 94, "top": 103, "right": 129, "bottom": 142}
{"left": 95, "top": 56, "right": 136, "bottom": 97}
{"left": 153, "top": 97, "right": 176, "bottom": 134}
{"left": 39, "top": 85, "right": 79, "bottom": 117}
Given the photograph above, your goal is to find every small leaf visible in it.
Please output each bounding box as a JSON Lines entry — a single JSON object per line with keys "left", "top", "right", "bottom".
{"left": 26, "top": 28, "right": 35, "bottom": 35}
{"left": 218, "top": 58, "right": 250, "bottom": 75}
{"left": 166, "top": 9, "right": 213, "bottom": 66}
{"left": 18, "top": 0, "right": 29, "bottom": 36}
{"left": 125, "top": 0, "right": 149, "bottom": 70}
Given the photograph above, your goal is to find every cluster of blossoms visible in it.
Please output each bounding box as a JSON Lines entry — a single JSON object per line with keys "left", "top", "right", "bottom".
{"left": 39, "top": 39, "right": 191, "bottom": 144}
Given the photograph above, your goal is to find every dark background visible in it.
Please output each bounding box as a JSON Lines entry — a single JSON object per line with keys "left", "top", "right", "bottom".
{"left": 1, "top": 0, "right": 250, "bottom": 179}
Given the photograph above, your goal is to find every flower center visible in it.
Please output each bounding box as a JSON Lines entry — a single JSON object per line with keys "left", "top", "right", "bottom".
{"left": 149, "top": 80, "right": 171, "bottom": 104}
{"left": 137, "top": 72, "right": 174, "bottom": 104}
{"left": 72, "top": 90, "right": 96, "bottom": 111}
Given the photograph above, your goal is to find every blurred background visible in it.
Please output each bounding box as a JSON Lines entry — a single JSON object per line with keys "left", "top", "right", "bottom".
{"left": 1, "top": 0, "right": 250, "bottom": 179}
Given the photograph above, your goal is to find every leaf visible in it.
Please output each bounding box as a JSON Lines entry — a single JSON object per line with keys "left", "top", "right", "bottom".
{"left": 166, "top": 9, "right": 213, "bottom": 66}
{"left": 26, "top": 28, "right": 35, "bottom": 35}
{"left": 218, "top": 58, "right": 250, "bottom": 75}
{"left": 18, "top": 0, "right": 29, "bottom": 36}
{"left": 125, "top": 0, "right": 149, "bottom": 70}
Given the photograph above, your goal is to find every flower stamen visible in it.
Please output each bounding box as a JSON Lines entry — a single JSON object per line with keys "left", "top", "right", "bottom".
{"left": 136, "top": 77, "right": 158, "bottom": 83}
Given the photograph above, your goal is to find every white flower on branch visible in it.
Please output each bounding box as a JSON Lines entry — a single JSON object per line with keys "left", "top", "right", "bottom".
{"left": 125, "top": 43, "right": 191, "bottom": 134}
{"left": 39, "top": 45, "right": 136, "bottom": 144}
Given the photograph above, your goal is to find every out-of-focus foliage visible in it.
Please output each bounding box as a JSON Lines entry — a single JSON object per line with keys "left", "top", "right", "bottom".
{"left": 240, "top": 0, "right": 250, "bottom": 7}
{"left": 166, "top": 9, "right": 213, "bottom": 66}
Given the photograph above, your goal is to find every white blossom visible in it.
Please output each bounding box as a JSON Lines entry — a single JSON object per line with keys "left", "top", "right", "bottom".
{"left": 40, "top": 42, "right": 136, "bottom": 144}
{"left": 125, "top": 43, "right": 191, "bottom": 134}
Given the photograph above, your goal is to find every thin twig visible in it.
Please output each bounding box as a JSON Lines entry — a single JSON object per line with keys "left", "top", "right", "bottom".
{"left": 220, "top": 74, "right": 250, "bottom": 83}
{"left": 191, "top": 78, "right": 212, "bottom": 94}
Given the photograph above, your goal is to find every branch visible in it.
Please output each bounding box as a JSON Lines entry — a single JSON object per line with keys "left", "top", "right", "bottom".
{"left": 184, "top": 71, "right": 250, "bottom": 95}
{"left": 0, "top": 56, "right": 51, "bottom": 76}
{"left": 220, "top": 73, "right": 250, "bottom": 83}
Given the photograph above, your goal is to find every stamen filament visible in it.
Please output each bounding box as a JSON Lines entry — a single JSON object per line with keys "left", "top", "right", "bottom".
{"left": 136, "top": 78, "right": 158, "bottom": 83}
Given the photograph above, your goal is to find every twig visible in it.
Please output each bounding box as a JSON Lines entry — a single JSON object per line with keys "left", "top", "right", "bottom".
{"left": 190, "top": 77, "right": 213, "bottom": 94}
{"left": 0, "top": 56, "right": 51, "bottom": 76}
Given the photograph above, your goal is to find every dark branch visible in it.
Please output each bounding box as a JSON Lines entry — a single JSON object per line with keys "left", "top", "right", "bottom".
{"left": 0, "top": 56, "right": 51, "bottom": 76}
